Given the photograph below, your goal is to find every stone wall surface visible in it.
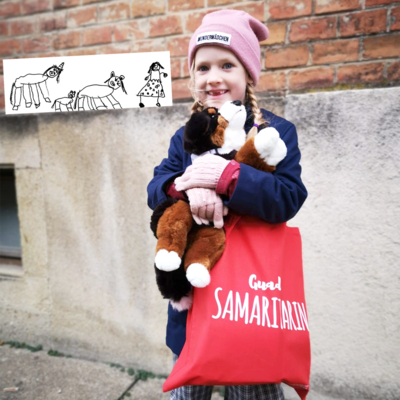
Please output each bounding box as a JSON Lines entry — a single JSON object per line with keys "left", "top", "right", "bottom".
{"left": 1, "top": 87, "right": 399, "bottom": 399}
{"left": 286, "top": 86, "right": 400, "bottom": 399}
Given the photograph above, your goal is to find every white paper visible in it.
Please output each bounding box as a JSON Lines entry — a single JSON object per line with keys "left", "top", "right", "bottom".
{"left": 4, "top": 51, "right": 172, "bottom": 115}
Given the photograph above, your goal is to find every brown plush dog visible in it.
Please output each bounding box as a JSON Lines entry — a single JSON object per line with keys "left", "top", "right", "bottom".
{"left": 151, "top": 101, "right": 287, "bottom": 310}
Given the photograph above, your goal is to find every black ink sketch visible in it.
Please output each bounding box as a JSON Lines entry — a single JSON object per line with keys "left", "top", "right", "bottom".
{"left": 51, "top": 90, "right": 76, "bottom": 112}
{"left": 137, "top": 62, "right": 168, "bottom": 108}
{"left": 10, "top": 63, "right": 64, "bottom": 111}
{"left": 73, "top": 71, "right": 127, "bottom": 111}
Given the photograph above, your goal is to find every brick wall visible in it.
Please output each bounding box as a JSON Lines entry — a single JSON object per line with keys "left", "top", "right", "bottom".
{"left": 0, "top": 0, "right": 399, "bottom": 110}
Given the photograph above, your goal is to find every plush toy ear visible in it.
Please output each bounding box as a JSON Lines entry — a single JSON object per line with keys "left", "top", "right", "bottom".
{"left": 184, "top": 112, "right": 212, "bottom": 155}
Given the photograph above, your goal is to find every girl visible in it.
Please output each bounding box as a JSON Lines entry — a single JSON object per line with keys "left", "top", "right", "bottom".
{"left": 137, "top": 61, "right": 168, "bottom": 108}
{"left": 147, "top": 9, "right": 307, "bottom": 400}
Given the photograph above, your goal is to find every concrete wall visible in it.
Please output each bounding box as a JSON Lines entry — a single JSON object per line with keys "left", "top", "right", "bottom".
{"left": 0, "top": 88, "right": 399, "bottom": 399}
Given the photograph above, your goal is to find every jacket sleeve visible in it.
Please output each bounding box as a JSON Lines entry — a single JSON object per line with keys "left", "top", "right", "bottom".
{"left": 225, "top": 121, "right": 307, "bottom": 223}
{"left": 147, "top": 128, "right": 186, "bottom": 210}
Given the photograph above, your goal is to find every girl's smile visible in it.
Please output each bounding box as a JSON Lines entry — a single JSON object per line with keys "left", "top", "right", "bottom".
{"left": 194, "top": 46, "right": 252, "bottom": 109}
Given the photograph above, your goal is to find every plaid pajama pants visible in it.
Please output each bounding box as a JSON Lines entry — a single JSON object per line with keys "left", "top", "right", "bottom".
{"left": 170, "top": 354, "right": 285, "bottom": 400}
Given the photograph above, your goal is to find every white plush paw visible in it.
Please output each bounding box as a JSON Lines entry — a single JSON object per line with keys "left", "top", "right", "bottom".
{"left": 186, "top": 263, "right": 211, "bottom": 288}
{"left": 254, "top": 127, "right": 287, "bottom": 166}
{"left": 170, "top": 292, "right": 193, "bottom": 311}
{"left": 155, "top": 249, "right": 181, "bottom": 272}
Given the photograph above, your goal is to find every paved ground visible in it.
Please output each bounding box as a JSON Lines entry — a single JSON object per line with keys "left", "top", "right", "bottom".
{"left": 0, "top": 344, "right": 225, "bottom": 400}
{"left": 0, "top": 343, "right": 341, "bottom": 400}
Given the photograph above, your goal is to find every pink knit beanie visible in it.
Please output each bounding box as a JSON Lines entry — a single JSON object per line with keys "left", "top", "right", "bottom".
{"left": 188, "top": 10, "right": 269, "bottom": 85}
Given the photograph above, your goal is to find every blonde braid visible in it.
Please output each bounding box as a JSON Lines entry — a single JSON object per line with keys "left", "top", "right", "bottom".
{"left": 188, "top": 61, "right": 204, "bottom": 114}
{"left": 246, "top": 83, "right": 267, "bottom": 138}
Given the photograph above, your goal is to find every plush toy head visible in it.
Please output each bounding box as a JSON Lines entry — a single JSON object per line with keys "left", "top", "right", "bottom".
{"left": 183, "top": 101, "right": 246, "bottom": 156}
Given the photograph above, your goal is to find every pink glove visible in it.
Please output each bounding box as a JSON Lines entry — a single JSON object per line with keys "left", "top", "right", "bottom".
{"left": 186, "top": 187, "right": 228, "bottom": 229}
{"left": 175, "top": 154, "right": 230, "bottom": 191}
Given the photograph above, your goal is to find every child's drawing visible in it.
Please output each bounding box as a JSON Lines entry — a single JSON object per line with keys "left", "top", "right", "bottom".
{"left": 137, "top": 62, "right": 168, "bottom": 108}
{"left": 51, "top": 90, "right": 76, "bottom": 112}
{"left": 10, "top": 63, "right": 64, "bottom": 111}
{"left": 74, "top": 71, "right": 127, "bottom": 111}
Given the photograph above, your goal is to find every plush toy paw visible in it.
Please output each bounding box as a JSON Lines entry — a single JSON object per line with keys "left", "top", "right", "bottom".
{"left": 186, "top": 263, "right": 211, "bottom": 288}
{"left": 254, "top": 127, "right": 287, "bottom": 167}
{"left": 155, "top": 249, "right": 181, "bottom": 272}
{"left": 170, "top": 292, "right": 193, "bottom": 311}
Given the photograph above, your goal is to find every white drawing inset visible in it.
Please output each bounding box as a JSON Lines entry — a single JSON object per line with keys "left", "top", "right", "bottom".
{"left": 51, "top": 90, "right": 76, "bottom": 112}
{"left": 74, "top": 71, "right": 127, "bottom": 111}
{"left": 10, "top": 63, "right": 65, "bottom": 111}
{"left": 137, "top": 62, "right": 168, "bottom": 108}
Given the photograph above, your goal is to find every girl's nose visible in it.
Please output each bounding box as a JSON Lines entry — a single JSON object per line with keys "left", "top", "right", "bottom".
{"left": 207, "top": 67, "right": 222, "bottom": 85}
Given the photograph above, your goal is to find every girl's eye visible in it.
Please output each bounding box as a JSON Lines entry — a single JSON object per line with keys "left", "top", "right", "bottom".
{"left": 198, "top": 66, "right": 208, "bottom": 72}
{"left": 223, "top": 63, "right": 233, "bottom": 69}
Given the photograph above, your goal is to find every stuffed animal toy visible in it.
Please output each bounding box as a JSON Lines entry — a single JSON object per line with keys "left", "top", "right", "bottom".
{"left": 150, "top": 101, "right": 287, "bottom": 310}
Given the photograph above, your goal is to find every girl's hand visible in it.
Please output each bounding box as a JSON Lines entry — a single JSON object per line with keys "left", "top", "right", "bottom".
{"left": 175, "top": 154, "right": 230, "bottom": 191}
{"left": 163, "top": 73, "right": 168, "bottom": 78}
{"left": 186, "top": 187, "right": 228, "bottom": 229}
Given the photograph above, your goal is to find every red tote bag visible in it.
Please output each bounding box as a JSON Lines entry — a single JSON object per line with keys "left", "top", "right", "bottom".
{"left": 163, "top": 214, "right": 311, "bottom": 399}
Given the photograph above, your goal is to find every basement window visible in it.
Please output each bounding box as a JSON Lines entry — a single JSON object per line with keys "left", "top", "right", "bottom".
{"left": 0, "top": 166, "right": 23, "bottom": 277}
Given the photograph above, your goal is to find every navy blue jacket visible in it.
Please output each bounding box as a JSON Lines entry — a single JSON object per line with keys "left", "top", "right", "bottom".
{"left": 147, "top": 108, "right": 307, "bottom": 356}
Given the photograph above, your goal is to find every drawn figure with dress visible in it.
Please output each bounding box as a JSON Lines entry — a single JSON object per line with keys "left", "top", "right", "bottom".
{"left": 137, "top": 62, "right": 168, "bottom": 108}
{"left": 74, "top": 71, "right": 127, "bottom": 111}
{"left": 52, "top": 90, "right": 76, "bottom": 112}
{"left": 10, "top": 62, "right": 64, "bottom": 111}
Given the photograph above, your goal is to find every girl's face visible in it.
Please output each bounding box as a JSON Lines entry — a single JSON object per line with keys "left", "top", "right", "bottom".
{"left": 194, "top": 46, "right": 252, "bottom": 109}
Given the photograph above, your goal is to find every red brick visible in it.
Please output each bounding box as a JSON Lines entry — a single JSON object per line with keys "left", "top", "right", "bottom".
{"left": 337, "top": 62, "right": 384, "bottom": 83}
{"left": 315, "top": 0, "right": 361, "bottom": 15}
{"left": 288, "top": 67, "right": 334, "bottom": 90}
{"left": 114, "top": 21, "right": 146, "bottom": 42}
{"left": 167, "top": 36, "right": 191, "bottom": 57}
{"left": 185, "top": 11, "right": 210, "bottom": 33}
{"left": 0, "top": 21, "right": 8, "bottom": 37}
{"left": 10, "top": 17, "right": 37, "bottom": 36}
{"left": 21, "top": 0, "right": 51, "bottom": 14}
{"left": 388, "top": 60, "right": 400, "bottom": 81}
{"left": 208, "top": 0, "right": 236, "bottom": 5}
{"left": 53, "top": 0, "right": 80, "bottom": 9}
{"left": 0, "top": 39, "right": 20, "bottom": 56}
{"left": 170, "top": 58, "right": 181, "bottom": 79}
{"left": 40, "top": 12, "right": 67, "bottom": 31}
{"left": 82, "top": 0, "right": 101, "bottom": 4}
{"left": 390, "top": 7, "right": 400, "bottom": 31}
{"left": 363, "top": 34, "right": 400, "bottom": 59}
{"left": 22, "top": 36, "right": 51, "bottom": 53}
{"left": 99, "top": 1, "right": 130, "bottom": 22}
{"left": 182, "top": 57, "right": 190, "bottom": 77}
{"left": 172, "top": 78, "right": 191, "bottom": 99}
{"left": 256, "top": 71, "right": 286, "bottom": 91}
{"left": 53, "top": 31, "right": 80, "bottom": 49}
{"left": 66, "top": 48, "right": 97, "bottom": 56}
{"left": 340, "top": 9, "right": 387, "bottom": 37}
{"left": 366, "top": 0, "right": 393, "bottom": 6}
{"left": 313, "top": 39, "right": 359, "bottom": 64}
{"left": 131, "top": 0, "right": 165, "bottom": 18}
{"left": 261, "top": 22, "right": 286, "bottom": 45}
{"left": 0, "top": 60, "right": 3, "bottom": 75}
{"left": 132, "top": 38, "right": 166, "bottom": 53}
{"left": 268, "top": 0, "right": 312, "bottom": 20}
{"left": 265, "top": 45, "right": 309, "bottom": 69}
{"left": 0, "top": 94, "right": 5, "bottom": 110}
{"left": 233, "top": 2, "right": 265, "bottom": 22}
{"left": 149, "top": 15, "right": 182, "bottom": 37}
{"left": 169, "top": 0, "right": 203, "bottom": 12}
{"left": 68, "top": 6, "right": 97, "bottom": 28}
{"left": 289, "top": 16, "right": 336, "bottom": 43}
{"left": 82, "top": 26, "right": 112, "bottom": 46}
{"left": 0, "top": 1, "right": 21, "bottom": 18}
{"left": 0, "top": 75, "right": 4, "bottom": 96}
{"left": 33, "top": 51, "right": 63, "bottom": 58}
{"left": 97, "top": 43, "right": 131, "bottom": 54}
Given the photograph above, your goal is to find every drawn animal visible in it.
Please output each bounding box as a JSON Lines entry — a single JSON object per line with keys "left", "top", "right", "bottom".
{"left": 10, "top": 63, "right": 64, "bottom": 111}
{"left": 74, "top": 71, "right": 127, "bottom": 111}
{"left": 137, "top": 62, "right": 168, "bottom": 108}
{"left": 51, "top": 91, "right": 76, "bottom": 112}
{"left": 150, "top": 101, "right": 287, "bottom": 311}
